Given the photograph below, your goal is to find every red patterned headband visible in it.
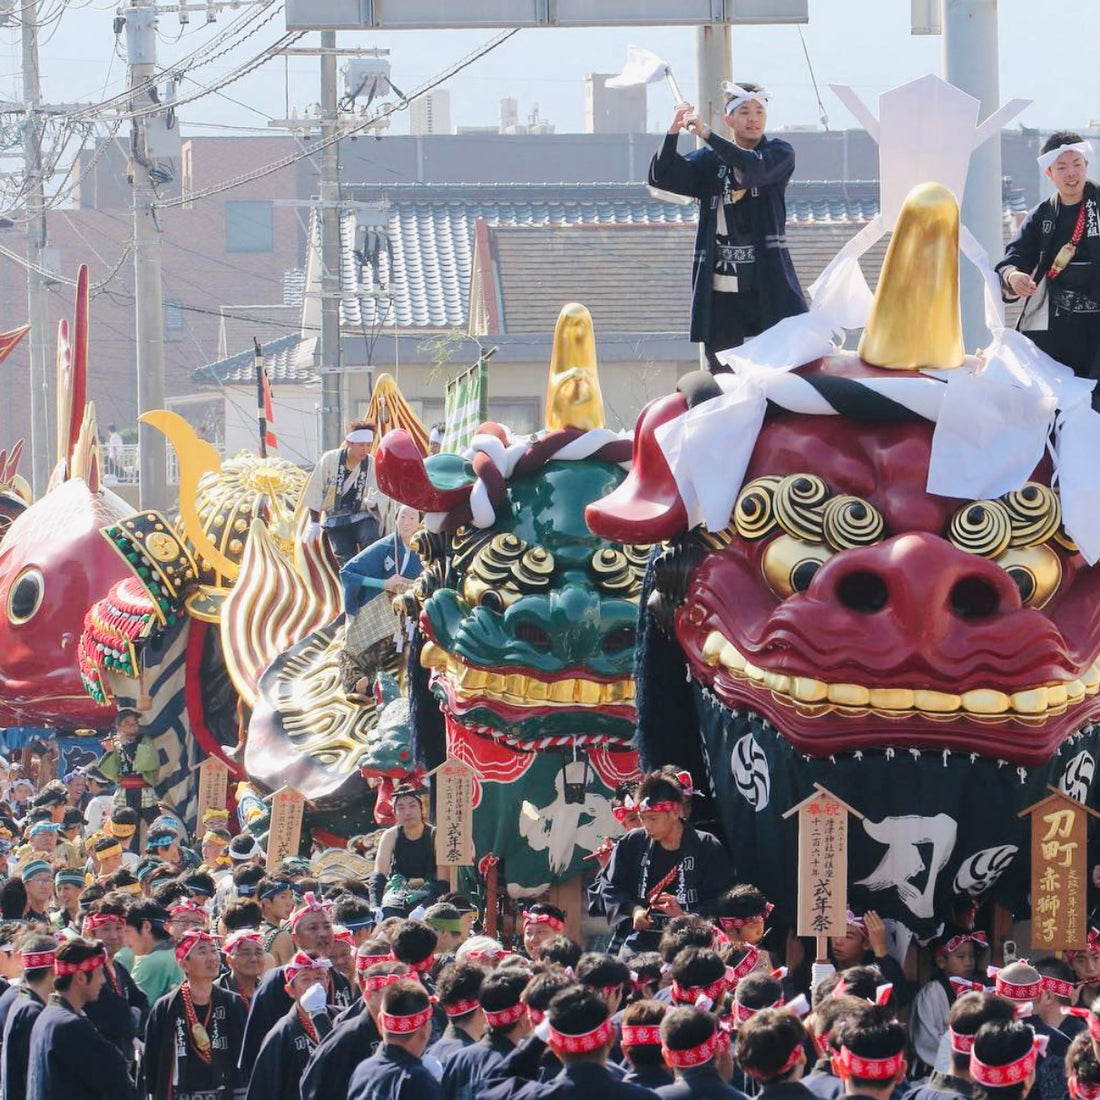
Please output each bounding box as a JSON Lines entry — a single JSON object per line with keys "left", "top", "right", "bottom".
{"left": 949, "top": 976, "right": 993, "bottom": 997}
{"left": 1067, "top": 929, "right": 1100, "bottom": 960}
{"left": 728, "top": 946, "right": 761, "bottom": 986}
{"left": 940, "top": 931, "right": 989, "bottom": 954}
{"left": 380, "top": 1006, "right": 432, "bottom": 1034}
{"left": 443, "top": 997, "right": 480, "bottom": 1018}
{"left": 334, "top": 928, "right": 355, "bottom": 946}
{"left": 483, "top": 1002, "right": 526, "bottom": 1029}
{"left": 950, "top": 1029, "right": 978, "bottom": 1055}
{"left": 1070, "top": 1076, "right": 1100, "bottom": 1100}
{"left": 170, "top": 898, "right": 209, "bottom": 919}
{"left": 54, "top": 949, "right": 106, "bottom": 976}
{"left": 522, "top": 912, "right": 565, "bottom": 933}
{"left": 84, "top": 913, "right": 124, "bottom": 931}
{"left": 837, "top": 1046, "right": 906, "bottom": 1081}
{"left": 548, "top": 1016, "right": 616, "bottom": 1055}
{"left": 638, "top": 800, "right": 680, "bottom": 814}
{"left": 362, "top": 972, "right": 405, "bottom": 992}
{"left": 664, "top": 1030, "right": 721, "bottom": 1068}
{"left": 175, "top": 930, "right": 220, "bottom": 962}
{"left": 719, "top": 903, "right": 775, "bottom": 931}
{"left": 356, "top": 952, "right": 394, "bottom": 972}
{"left": 671, "top": 974, "right": 727, "bottom": 1008}
{"left": 224, "top": 930, "right": 263, "bottom": 955}
{"left": 744, "top": 1042, "right": 803, "bottom": 1081}
{"left": 612, "top": 804, "right": 636, "bottom": 824}
{"left": 290, "top": 892, "right": 333, "bottom": 931}
{"left": 1064, "top": 1007, "right": 1100, "bottom": 1043}
{"left": 970, "top": 1035, "right": 1047, "bottom": 1088}
{"left": 987, "top": 965, "right": 1042, "bottom": 1002}
{"left": 527, "top": 1007, "right": 544, "bottom": 1025}
{"left": 1041, "top": 975, "right": 1078, "bottom": 999}
{"left": 20, "top": 949, "right": 56, "bottom": 969}
{"left": 284, "top": 951, "right": 332, "bottom": 984}
{"left": 621, "top": 1024, "right": 663, "bottom": 1047}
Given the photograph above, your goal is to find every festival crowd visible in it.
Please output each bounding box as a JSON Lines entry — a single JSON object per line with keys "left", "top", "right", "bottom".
{"left": 0, "top": 754, "right": 1088, "bottom": 1100}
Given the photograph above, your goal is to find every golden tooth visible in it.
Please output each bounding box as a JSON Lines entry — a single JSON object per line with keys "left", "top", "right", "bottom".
{"left": 603, "top": 681, "right": 630, "bottom": 705}
{"left": 868, "top": 687, "right": 915, "bottom": 711}
{"left": 790, "top": 677, "right": 828, "bottom": 703}
{"left": 763, "top": 671, "right": 792, "bottom": 694}
{"left": 576, "top": 680, "right": 602, "bottom": 705}
{"left": 623, "top": 681, "right": 636, "bottom": 701}
{"left": 1010, "top": 688, "right": 1049, "bottom": 715}
{"left": 914, "top": 690, "right": 962, "bottom": 713}
{"left": 420, "top": 642, "right": 447, "bottom": 670}
{"left": 702, "top": 631, "right": 726, "bottom": 666}
{"left": 549, "top": 679, "right": 575, "bottom": 704}
{"left": 743, "top": 661, "right": 766, "bottom": 683}
{"left": 828, "top": 683, "right": 871, "bottom": 706}
{"left": 464, "top": 666, "right": 487, "bottom": 689}
{"left": 486, "top": 673, "right": 507, "bottom": 694}
{"left": 1067, "top": 679, "right": 1087, "bottom": 703}
{"left": 526, "top": 679, "right": 549, "bottom": 702}
{"left": 506, "top": 674, "right": 528, "bottom": 696}
{"left": 1046, "top": 683, "right": 1068, "bottom": 707}
{"left": 720, "top": 643, "right": 746, "bottom": 673}
{"left": 960, "top": 689, "right": 1011, "bottom": 715}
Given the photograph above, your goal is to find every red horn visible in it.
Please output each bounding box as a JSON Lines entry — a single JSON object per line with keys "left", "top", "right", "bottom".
{"left": 376, "top": 430, "right": 474, "bottom": 512}
{"left": 585, "top": 392, "right": 690, "bottom": 544}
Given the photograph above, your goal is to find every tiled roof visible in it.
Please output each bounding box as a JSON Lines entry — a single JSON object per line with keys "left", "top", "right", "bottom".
{"left": 193, "top": 333, "right": 317, "bottom": 386}
{"left": 218, "top": 304, "right": 302, "bottom": 361}
{"left": 477, "top": 221, "right": 892, "bottom": 337}
{"left": 336, "top": 182, "right": 881, "bottom": 332}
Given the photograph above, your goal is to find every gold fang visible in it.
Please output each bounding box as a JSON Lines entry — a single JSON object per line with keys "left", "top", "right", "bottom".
{"left": 544, "top": 302, "right": 606, "bottom": 431}
{"left": 858, "top": 182, "right": 965, "bottom": 371}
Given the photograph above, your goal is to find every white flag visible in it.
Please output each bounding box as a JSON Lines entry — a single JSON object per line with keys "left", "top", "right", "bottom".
{"left": 605, "top": 45, "right": 668, "bottom": 89}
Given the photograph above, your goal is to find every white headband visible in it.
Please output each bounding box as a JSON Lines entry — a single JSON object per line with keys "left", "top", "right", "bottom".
{"left": 429, "top": 427, "right": 445, "bottom": 445}
{"left": 721, "top": 82, "right": 770, "bottom": 113}
{"left": 345, "top": 428, "right": 374, "bottom": 444}
{"left": 1037, "top": 140, "right": 1093, "bottom": 170}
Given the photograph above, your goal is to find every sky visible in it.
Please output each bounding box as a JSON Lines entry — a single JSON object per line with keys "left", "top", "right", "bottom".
{"left": 3, "top": 0, "right": 1099, "bottom": 149}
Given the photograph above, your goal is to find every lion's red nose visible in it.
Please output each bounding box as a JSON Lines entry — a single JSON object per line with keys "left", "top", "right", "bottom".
{"left": 809, "top": 531, "right": 1022, "bottom": 625}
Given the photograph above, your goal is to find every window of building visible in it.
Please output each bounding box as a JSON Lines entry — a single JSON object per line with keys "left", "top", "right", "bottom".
{"left": 225, "top": 201, "right": 274, "bottom": 253}
{"left": 165, "top": 298, "right": 185, "bottom": 331}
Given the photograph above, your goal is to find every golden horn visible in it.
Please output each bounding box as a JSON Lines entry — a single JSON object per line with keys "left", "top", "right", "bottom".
{"left": 858, "top": 182, "right": 965, "bottom": 371}
{"left": 545, "top": 302, "right": 606, "bottom": 431}
{"left": 139, "top": 409, "right": 238, "bottom": 582}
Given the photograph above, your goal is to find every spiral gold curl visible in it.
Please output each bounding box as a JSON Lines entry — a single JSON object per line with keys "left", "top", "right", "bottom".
{"left": 773, "top": 474, "right": 829, "bottom": 543}
{"left": 471, "top": 532, "right": 527, "bottom": 586}
{"left": 733, "top": 476, "right": 782, "bottom": 540}
{"left": 822, "top": 495, "right": 885, "bottom": 550}
{"left": 1001, "top": 482, "right": 1061, "bottom": 548}
{"left": 948, "top": 499, "right": 1012, "bottom": 558}
{"left": 591, "top": 547, "right": 638, "bottom": 596}
{"left": 510, "top": 546, "right": 555, "bottom": 591}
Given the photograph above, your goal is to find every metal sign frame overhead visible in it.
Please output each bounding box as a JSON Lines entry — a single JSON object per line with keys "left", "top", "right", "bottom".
{"left": 286, "top": 0, "right": 808, "bottom": 31}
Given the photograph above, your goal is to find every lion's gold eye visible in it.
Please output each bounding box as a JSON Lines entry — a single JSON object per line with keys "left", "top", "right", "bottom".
{"left": 761, "top": 536, "right": 833, "bottom": 600}
{"left": 997, "top": 545, "right": 1062, "bottom": 609}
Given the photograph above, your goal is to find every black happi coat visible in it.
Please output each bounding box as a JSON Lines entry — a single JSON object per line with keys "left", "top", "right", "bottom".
{"left": 86, "top": 958, "right": 148, "bottom": 1057}
{"left": 347, "top": 1043, "right": 442, "bottom": 1100}
{"left": 481, "top": 1061, "right": 658, "bottom": 1100}
{"left": 300, "top": 1008, "right": 382, "bottom": 1100}
{"left": 144, "top": 984, "right": 247, "bottom": 1100}
{"left": 245, "top": 1003, "right": 331, "bottom": 1100}
{"left": 1, "top": 987, "right": 46, "bottom": 1100}
{"left": 649, "top": 130, "right": 806, "bottom": 345}
{"left": 593, "top": 822, "right": 735, "bottom": 952}
{"left": 237, "top": 964, "right": 352, "bottom": 1077}
{"left": 26, "top": 997, "right": 137, "bottom": 1100}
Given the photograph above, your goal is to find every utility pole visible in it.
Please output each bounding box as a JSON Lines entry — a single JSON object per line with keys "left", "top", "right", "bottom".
{"left": 21, "top": 0, "right": 52, "bottom": 496}
{"left": 943, "top": 0, "right": 1001, "bottom": 352}
{"left": 695, "top": 23, "right": 732, "bottom": 134}
{"left": 319, "top": 30, "right": 341, "bottom": 451}
{"left": 125, "top": 0, "right": 167, "bottom": 509}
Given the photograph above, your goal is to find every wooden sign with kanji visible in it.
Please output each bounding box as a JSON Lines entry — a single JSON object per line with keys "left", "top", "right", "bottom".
{"left": 195, "top": 757, "right": 230, "bottom": 827}
{"left": 1019, "top": 787, "right": 1100, "bottom": 952}
{"left": 434, "top": 758, "right": 476, "bottom": 867}
{"left": 266, "top": 786, "right": 306, "bottom": 870}
{"left": 784, "top": 784, "right": 864, "bottom": 947}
